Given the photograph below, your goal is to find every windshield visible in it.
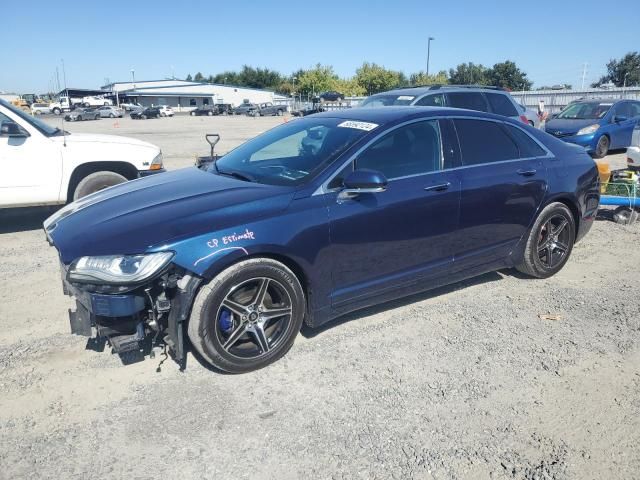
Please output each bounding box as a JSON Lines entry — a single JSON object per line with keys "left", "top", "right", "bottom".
{"left": 360, "top": 94, "right": 415, "bottom": 107}
{"left": 212, "top": 117, "right": 377, "bottom": 186}
{"left": 0, "top": 98, "right": 60, "bottom": 136}
{"left": 557, "top": 102, "right": 612, "bottom": 120}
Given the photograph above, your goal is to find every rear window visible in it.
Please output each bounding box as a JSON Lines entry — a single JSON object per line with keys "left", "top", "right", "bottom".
{"left": 485, "top": 93, "right": 518, "bottom": 117}
{"left": 447, "top": 92, "right": 489, "bottom": 112}
{"left": 360, "top": 94, "right": 415, "bottom": 107}
{"left": 454, "top": 119, "right": 518, "bottom": 165}
{"left": 415, "top": 94, "right": 445, "bottom": 107}
{"left": 503, "top": 124, "right": 546, "bottom": 158}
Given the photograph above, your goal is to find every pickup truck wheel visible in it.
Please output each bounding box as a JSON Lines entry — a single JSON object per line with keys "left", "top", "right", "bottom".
{"left": 53, "top": 108, "right": 61, "bottom": 115}
{"left": 516, "top": 202, "right": 575, "bottom": 279}
{"left": 73, "top": 171, "right": 127, "bottom": 201}
{"left": 188, "top": 258, "right": 305, "bottom": 373}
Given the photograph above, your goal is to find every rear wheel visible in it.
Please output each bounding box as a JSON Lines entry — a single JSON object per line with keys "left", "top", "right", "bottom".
{"left": 53, "top": 108, "right": 61, "bottom": 115}
{"left": 72, "top": 171, "right": 127, "bottom": 200}
{"left": 188, "top": 258, "right": 305, "bottom": 373}
{"left": 208, "top": 111, "right": 213, "bottom": 116}
{"left": 516, "top": 202, "right": 575, "bottom": 279}
{"left": 594, "top": 135, "right": 610, "bottom": 159}
{"left": 77, "top": 115, "right": 83, "bottom": 121}
{"left": 190, "top": 111, "right": 196, "bottom": 116}
{"left": 109, "top": 113, "right": 115, "bottom": 118}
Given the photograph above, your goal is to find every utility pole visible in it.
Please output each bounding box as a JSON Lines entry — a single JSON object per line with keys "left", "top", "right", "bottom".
{"left": 61, "top": 59, "right": 68, "bottom": 92}
{"left": 581, "top": 62, "right": 588, "bottom": 90}
{"left": 426, "top": 37, "right": 435, "bottom": 76}
{"left": 55, "top": 67, "right": 61, "bottom": 92}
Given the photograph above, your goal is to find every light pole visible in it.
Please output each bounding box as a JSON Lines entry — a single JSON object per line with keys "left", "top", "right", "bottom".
{"left": 426, "top": 37, "right": 435, "bottom": 76}
{"left": 131, "top": 69, "right": 135, "bottom": 84}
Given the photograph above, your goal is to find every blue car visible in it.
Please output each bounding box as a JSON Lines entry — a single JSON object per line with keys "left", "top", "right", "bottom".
{"left": 44, "top": 107, "right": 600, "bottom": 373}
{"left": 545, "top": 99, "right": 640, "bottom": 158}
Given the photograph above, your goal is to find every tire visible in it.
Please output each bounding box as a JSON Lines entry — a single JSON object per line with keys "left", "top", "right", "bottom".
{"left": 613, "top": 206, "right": 639, "bottom": 225}
{"left": 594, "top": 135, "right": 609, "bottom": 159}
{"left": 208, "top": 111, "right": 213, "bottom": 116}
{"left": 94, "top": 115, "right": 99, "bottom": 120}
{"left": 83, "top": 103, "right": 90, "bottom": 108}
{"left": 72, "top": 171, "right": 128, "bottom": 201}
{"left": 528, "top": 120, "right": 535, "bottom": 127}
{"left": 104, "top": 102, "right": 109, "bottom": 106}
{"left": 53, "top": 108, "right": 61, "bottom": 115}
{"left": 516, "top": 202, "right": 575, "bottom": 279}
{"left": 190, "top": 111, "right": 196, "bottom": 116}
{"left": 188, "top": 258, "right": 305, "bottom": 373}
{"left": 141, "top": 114, "right": 147, "bottom": 120}
{"left": 277, "top": 109, "right": 283, "bottom": 116}
{"left": 109, "top": 113, "right": 115, "bottom": 118}
{"left": 77, "top": 116, "right": 82, "bottom": 121}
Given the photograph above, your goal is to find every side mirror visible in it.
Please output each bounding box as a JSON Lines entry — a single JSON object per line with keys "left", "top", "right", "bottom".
{"left": 614, "top": 115, "right": 628, "bottom": 123}
{"left": 0, "top": 121, "right": 27, "bottom": 137}
{"left": 339, "top": 169, "right": 388, "bottom": 199}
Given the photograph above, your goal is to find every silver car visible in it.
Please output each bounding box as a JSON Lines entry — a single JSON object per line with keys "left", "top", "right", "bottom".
{"left": 96, "top": 106, "right": 124, "bottom": 118}
{"left": 517, "top": 103, "right": 540, "bottom": 128}
{"left": 64, "top": 108, "right": 100, "bottom": 121}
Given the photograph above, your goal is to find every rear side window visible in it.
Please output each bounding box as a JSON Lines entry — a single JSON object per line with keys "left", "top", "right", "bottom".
{"left": 446, "top": 92, "right": 489, "bottom": 112}
{"left": 415, "top": 94, "right": 445, "bottom": 107}
{"left": 485, "top": 93, "right": 518, "bottom": 117}
{"left": 454, "top": 119, "right": 518, "bottom": 165}
{"left": 503, "top": 124, "right": 546, "bottom": 158}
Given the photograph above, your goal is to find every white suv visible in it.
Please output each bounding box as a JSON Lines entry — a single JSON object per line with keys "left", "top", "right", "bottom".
{"left": 158, "top": 105, "right": 174, "bottom": 117}
{"left": 0, "top": 98, "right": 164, "bottom": 208}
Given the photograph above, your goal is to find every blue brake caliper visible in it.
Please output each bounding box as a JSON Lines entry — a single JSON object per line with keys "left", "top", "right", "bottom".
{"left": 219, "top": 308, "right": 234, "bottom": 335}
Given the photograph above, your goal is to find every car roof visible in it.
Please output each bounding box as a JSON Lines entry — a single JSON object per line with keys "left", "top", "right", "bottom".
{"left": 311, "top": 106, "right": 509, "bottom": 124}
{"left": 371, "top": 86, "right": 509, "bottom": 96}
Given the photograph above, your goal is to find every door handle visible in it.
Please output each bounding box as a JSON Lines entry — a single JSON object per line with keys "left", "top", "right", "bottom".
{"left": 517, "top": 169, "right": 537, "bottom": 177}
{"left": 424, "top": 182, "right": 451, "bottom": 192}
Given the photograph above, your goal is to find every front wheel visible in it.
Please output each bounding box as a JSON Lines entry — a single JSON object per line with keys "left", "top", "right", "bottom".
{"left": 594, "top": 135, "right": 609, "bottom": 159}
{"left": 190, "top": 111, "right": 196, "bottom": 116}
{"left": 188, "top": 258, "right": 306, "bottom": 373}
{"left": 53, "top": 108, "right": 61, "bottom": 115}
{"left": 72, "top": 171, "right": 127, "bottom": 200}
{"left": 516, "top": 202, "right": 575, "bottom": 279}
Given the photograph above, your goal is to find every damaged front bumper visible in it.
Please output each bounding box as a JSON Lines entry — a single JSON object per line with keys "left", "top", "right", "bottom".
{"left": 61, "top": 263, "right": 201, "bottom": 366}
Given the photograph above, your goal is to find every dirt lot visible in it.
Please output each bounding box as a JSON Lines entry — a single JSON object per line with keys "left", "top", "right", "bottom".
{"left": 1, "top": 114, "right": 638, "bottom": 480}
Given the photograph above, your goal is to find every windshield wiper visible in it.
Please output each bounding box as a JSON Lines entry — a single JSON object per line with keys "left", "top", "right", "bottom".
{"left": 215, "top": 168, "right": 256, "bottom": 183}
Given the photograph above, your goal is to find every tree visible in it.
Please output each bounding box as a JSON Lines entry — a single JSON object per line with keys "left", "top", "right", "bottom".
{"left": 448, "top": 62, "right": 488, "bottom": 85}
{"left": 212, "top": 71, "right": 241, "bottom": 85}
{"left": 185, "top": 73, "right": 193, "bottom": 82}
{"left": 193, "top": 72, "right": 204, "bottom": 82}
{"left": 335, "top": 77, "right": 366, "bottom": 97}
{"left": 486, "top": 61, "right": 532, "bottom": 90}
{"left": 592, "top": 51, "right": 640, "bottom": 87}
{"left": 354, "top": 62, "right": 403, "bottom": 94}
{"left": 409, "top": 70, "right": 448, "bottom": 86}
{"left": 296, "top": 64, "right": 340, "bottom": 96}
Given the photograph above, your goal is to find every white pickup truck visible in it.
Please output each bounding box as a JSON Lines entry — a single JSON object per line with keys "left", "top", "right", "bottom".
{"left": 0, "top": 98, "right": 165, "bottom": 208}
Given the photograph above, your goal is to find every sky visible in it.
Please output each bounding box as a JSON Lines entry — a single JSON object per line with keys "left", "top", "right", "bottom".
{"left": 1, "top": 0, "right": 638, "bottom": 93}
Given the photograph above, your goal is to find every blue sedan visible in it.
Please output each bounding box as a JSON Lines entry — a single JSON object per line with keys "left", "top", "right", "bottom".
{"left": 44, "top": 107, "right": 600, "bottom": 373}
{"left": 545, "top": 99, "right": 640, "bottom": 158}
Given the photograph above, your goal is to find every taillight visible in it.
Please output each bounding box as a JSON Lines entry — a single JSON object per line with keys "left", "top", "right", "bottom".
{"left": 519, "top": 115, "right": 529, "bottom": 125}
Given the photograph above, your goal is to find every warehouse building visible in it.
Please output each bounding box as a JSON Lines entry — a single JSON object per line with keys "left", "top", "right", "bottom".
{"left": 101, "top": 79, "right": 287, "bottom": 111}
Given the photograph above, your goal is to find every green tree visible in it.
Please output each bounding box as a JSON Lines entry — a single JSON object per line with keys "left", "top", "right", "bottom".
{"left": 185, "top": 73, "right": 193, "bottom": 81}
{"left": 592, "top": 51, "right": 640, "bottom": 87}
{"left": 448, "top": 62, "right": 489, "bottom": 85}
{"left": 236, "top": 65, "right": 284, "bottom": 90}
{"left": 486, "top": 61, "right": 532, "bottom": 90}
{"left": 212, "top": 71, "right": 241, "bottom": 85}
{"left": 193, "top": 72, "right": 204, "bottom": 82}
{"left": 296, "top": 64, "right": 340, "bottom": 95}
{"left": 409, "top": 70, "right": 448, "bottom": 86}
{"left": 355, "top": 62, "right": 403, "bottom": 94}
{"left": 335, "top": 77, "right": 366, "bottom": 96}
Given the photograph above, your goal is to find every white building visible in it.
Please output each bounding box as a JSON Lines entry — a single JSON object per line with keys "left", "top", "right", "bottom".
{"left": 102, "top": 79, "right": 286, "bottom": 111}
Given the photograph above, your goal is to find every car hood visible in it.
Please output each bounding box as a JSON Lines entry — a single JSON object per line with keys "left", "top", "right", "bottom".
{"left": 52, "top": 132, "right": 157, "bottom": 150}
{"left": 46, "top": 167, "right": 294, "bottom": 264}
{"left": 545, "top": 118, "right": 599, "bottom": 135}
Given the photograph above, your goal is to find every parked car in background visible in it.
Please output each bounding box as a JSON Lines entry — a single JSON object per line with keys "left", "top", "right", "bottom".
{"left": 158, "top": 105, "right": 174, "bottom": 117}
{"left": 190, "top": 106, "right": 217, "bottom": 116}
{"left": 120, "top": 102, "right": 143, "bottom": 111}
{"left": 96, "top": 106, "right": 124, "bottom": 118}
{"left": 214, "top": 103, "right": 233, "bottom": 115}
{"left": 517, "top": 103, "right": 540, "bottom": 128}
{"left": 82, "top": 96, "right": 112, "bottom": 107}
{"left": 253, "top": 102, "right": 287, "bottom": 116}
{"left": 319, "top": 91, "right": 345, "bottom": 102}
{"left": 626, "top": 123, "right": 640, "bottom": 170}
{"left": 0, "top": 98, "right": 164, "bottom": 208}
{"left": 360, "top": 85, "right": 529, "bottom": 125}
{"left": 44, "top": 106, "right": 599, "bottom": 373}
{"left": 130, "top": 107, "right": 161, "bottom": 119}
{"left": 545, "top": 99, "right": 640, "bottom": 158}
{"left": 232, "top": 103, "right": 258, "bottom": 115}
{"left": 30, "top": 103, "right": 51, "bottom": 115}
{"left": 65, "top": 108, "right": 100, "bottom": 121}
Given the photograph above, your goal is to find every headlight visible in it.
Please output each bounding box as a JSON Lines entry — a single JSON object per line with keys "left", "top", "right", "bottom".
{"left": 68, "top": 252, "right": 173, "bottom": 284}
{"left": 577, "top": 124, "right": 599, "bottom": 135}
{"left": 150, "top": 151, "right": 163, "bottom": 170}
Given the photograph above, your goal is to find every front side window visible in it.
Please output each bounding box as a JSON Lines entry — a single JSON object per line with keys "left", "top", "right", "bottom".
{"left": 454, "top": 119, "right": 518, "bottom": 165}
{"left": 447, "top": 92, "right": 489, "bottom": 112}
{"left": 485, "top": 93, "right": 518, "bottom": 117}
{"left": 214, "top": 118, "right": 373, "bottom": 186}
{"left": 355, "top": 120, "right": 442, "bottom": 179}
{"left": 415, "top": 94, "right": 445, "bottom": 107}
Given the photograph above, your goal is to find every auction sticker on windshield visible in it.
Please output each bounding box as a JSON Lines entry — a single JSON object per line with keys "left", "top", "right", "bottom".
{"left": 397, "top": 95, "right": 415, "bottom": 101}
{"left": 337, "top": 121, "right": 378, "bottom": 131}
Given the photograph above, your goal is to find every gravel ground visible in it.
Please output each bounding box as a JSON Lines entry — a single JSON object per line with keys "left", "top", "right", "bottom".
{"left": 0, "top": 115, "right": 638, "bottom": 480}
